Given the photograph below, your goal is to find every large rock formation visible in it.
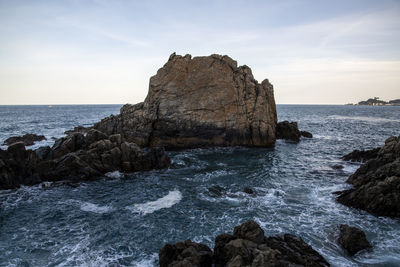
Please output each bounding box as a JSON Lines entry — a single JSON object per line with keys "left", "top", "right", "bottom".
{"left": 0, "top": 129, "right": 170, "bottom": 190}
{"left": 159, "top": 220, "right": 329, "bottom": 267}
{"left": 337, "top": 136, "right": 400, "bottom": 217}
{"left": 95, "top": 53, "right": 277, "bottom": 148}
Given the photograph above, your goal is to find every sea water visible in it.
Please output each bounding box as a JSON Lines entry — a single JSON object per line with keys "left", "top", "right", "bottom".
{"left": 0, "top": 104, "right": 399, "bottom": 266}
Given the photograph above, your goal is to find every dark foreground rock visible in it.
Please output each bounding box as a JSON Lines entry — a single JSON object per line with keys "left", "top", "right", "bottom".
{"left": 342, "top": 147, "right": 380, "bottom": 162}
{"left": 3, "top": 133, "right": 46, "bottom": 146}
{"left": 276, "top": 121, "right": 312, "bottom": 142}
{"left": 337, "top": 136, "right": 400, "bottom": 217}
{"left": 338, "top": 224, "right": 371, "bottom": 256}
{"left": 0, "top": 129, "right": 170, "bottom": 190}
{"left": 95, "top": 53, "right": 277, "bottom": 148}
{"left": 159, "top": 240, "right": 213, "bottom": 267}
{"left": 159, "top": 220, "right": 329, "bottom": 267}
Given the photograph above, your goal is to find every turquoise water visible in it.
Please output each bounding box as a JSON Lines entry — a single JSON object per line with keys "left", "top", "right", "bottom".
{"left": 1, "top": 105, "right": 400, "bottom": 266}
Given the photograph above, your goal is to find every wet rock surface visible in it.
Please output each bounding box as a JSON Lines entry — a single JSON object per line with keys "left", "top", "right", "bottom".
{"left": 342, "top": 147, "right": 380, "bottom": 162}
{"left": 95, "top": 53, "right": 277, "bottom": 148}
{"left": 0, "top": 129, "right": 170, "bottom": 190}
{"left": 3, "top": 133, "right": 46, "bottom": 146}
{"left": 337, "top": 136, "right": 400, "bottom": 217}
{"left": 159, "top": 220, "right": 329, "bottom": 267}
{"left": 337, "top": 224, "right": 371, "bottom": 256}
{"left": 276, "top": 121, "right": 312, "bottom": 142}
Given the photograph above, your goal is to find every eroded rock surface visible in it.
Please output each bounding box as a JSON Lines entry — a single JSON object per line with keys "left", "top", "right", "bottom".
{"left": 159, "top": 220, "right": 329, "bottom": 267}
{"left": 95, "top": 53, "right": 277, "bottom": 148}
{"left": 0, "top": 129, "right": 170, "bottom": 190}
{"left": 337, "top": 224, "right": 371, "bottom": 256}
{"left": 337, "top": 136, "right": 400, "bottom": 217}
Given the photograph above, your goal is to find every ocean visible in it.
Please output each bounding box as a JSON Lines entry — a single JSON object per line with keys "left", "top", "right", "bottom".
{"left": 1, "top": 104, "right": 399, "bottom": 266}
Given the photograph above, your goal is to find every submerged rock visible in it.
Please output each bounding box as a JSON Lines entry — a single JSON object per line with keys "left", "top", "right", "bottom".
{"left": 0, "top": 130, "right": 170, "bottom": 190}
{"left": 243, "top": 187, "right": 254, "bottom": 194}
{"left": 159, "top": 220, "right": 329, "bottom": 267}
{"left": 337, "top": 136, "right": 400, "bottom": 218}
{"left": 300, "top": 130, "right": 313, "bottom": 138}
{"left": 276, "top": 121, "right": 312, "bottom": 142}
{"left": 95, "top": 53, "right": 277, "bottom": 148}
{"left": 3, "top": 133, "right": 46, "bottom": 146}
{"left": 338, "top": 224, "right": 371, "bottom": 256}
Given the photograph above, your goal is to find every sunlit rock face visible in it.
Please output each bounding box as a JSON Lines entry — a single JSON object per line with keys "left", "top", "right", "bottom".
{"left": 95, "top": 53, "right": 277, "bottom": 148}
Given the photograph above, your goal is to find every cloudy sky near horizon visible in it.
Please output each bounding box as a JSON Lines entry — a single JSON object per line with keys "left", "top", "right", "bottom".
{"left": 0, "top": 0, "right": 399, "bottom": 105}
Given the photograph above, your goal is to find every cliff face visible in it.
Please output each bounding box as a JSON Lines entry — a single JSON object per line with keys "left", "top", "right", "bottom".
{"left": 95, "top": 53, "right": 277, "bottom": 148}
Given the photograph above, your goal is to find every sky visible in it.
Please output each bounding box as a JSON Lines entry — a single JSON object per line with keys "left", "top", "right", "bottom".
{"left": 0, "top": 0, "right": 399, "bottom": 105}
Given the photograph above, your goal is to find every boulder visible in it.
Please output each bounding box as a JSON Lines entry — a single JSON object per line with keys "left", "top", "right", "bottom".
{"left": 160, "top": 220, "right": 329, "bottom": 267}
{"left": 233, "top": 220, "right": 265, "bottom": 244}
{"left": 3, "top": 133, "right": 46, "bottom": 146}
{"left": 342, "top": 147, "right": 380, "bottom": 162}
{"left": 276, "top": 121, "right": 301, "bottom": 142}
{"left": 337, "top": 224, "right": 371, "bottom": 256}
{"left": 95, "top": 53, "right": 277, "bottom": 148}
{"left": 337, "top": 136, "right": 400, "bottom": 217}
{"left": 0, "top": 143, "right": 41, "bottom": 189}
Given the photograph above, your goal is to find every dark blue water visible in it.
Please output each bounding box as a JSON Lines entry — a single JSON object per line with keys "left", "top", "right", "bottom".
{"left": 1, "top": 105, "right": 400, "bottom": 266}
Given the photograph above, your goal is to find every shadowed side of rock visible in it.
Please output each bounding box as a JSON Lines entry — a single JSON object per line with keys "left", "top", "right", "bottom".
{"left": 337, "top": 135, "right": 400, "bottom": 218}
{"left": 95, "top": 53, "right": 277, "bottom": 149}
{"left": 159, "top": 220, "right": 329, "bottom": 267}
{"left": 0, "top": 129, "right": 170, "bottom": 190}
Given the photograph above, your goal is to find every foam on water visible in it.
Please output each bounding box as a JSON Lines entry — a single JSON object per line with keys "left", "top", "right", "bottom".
{"left": 130, "top": 190, "right": 182, "bottom": 215}
{"left": 105, "top": 171, "right": 124, "bottom": 179}
{"left": 80, "top": 201, "right": 113, "bottom": 214}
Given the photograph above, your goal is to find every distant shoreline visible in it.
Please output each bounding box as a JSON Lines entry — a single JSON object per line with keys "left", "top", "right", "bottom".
{"left": 346, "top": 97, "right": 400, "bottom": 106}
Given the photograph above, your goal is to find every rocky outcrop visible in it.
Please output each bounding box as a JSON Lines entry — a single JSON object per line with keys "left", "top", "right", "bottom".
{"left": 337, "top": 224, "right": 371, "bottom": 256}
{"left": 0, "top": 129, "right": 170, "bottom": 190}
{"left": 159, "top": 220, "right": 329, "bottom": 267}
{"left": 342, "top": 147, "right": 380, "bottom": 162}
{"left": 95, "top": 53, "right": 277, "bottom": 149}
{"left": 337, "top": 136, "right": 400, "bottom": 217}
{"left": 3, "top": 133, "right": 46, "bottom": 146}
{"left": 276, "top": 121, "right": 312, "bottom": 142}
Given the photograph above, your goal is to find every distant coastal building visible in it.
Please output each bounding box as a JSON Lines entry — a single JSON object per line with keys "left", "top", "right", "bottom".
{"left": 354, "top": 97, "right": 400, "bottom": 106}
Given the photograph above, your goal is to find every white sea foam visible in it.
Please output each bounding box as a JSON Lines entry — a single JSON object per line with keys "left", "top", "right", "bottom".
{"left": 132, "top": 253, "right": 158, "bottom": 267}
{"left": 80, "top": 201, "right": 113, "bottom": 214}
{"left": 63, "top": 199, "right": 113, "bottom": 214}
{"left": 329, "top": 115, "right": 400, "bottom": 123}
{"left": 105, "top": 171, "right": 124, "bottom": 179}
{"left": 130, "top": 190, "right": 182, "bottom": 215}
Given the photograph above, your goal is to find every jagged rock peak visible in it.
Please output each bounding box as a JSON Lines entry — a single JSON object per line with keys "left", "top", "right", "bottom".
{"left": 95, "top": 53, "right": 277, "bottom": 148}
